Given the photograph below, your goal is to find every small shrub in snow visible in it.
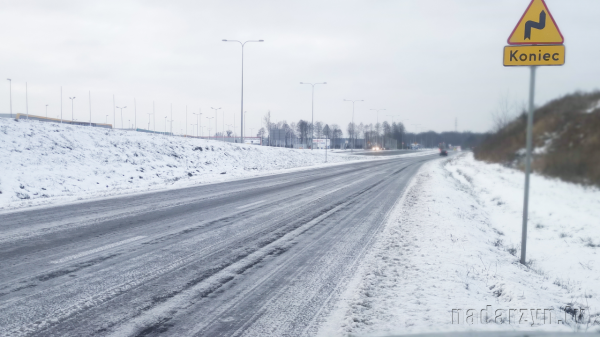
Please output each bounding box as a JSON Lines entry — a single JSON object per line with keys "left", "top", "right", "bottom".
{"left": 506, "top": 246, "right": 518, "bottom": 256}
{"left": 16, "top": 192, "right": 30, "bottom": 199}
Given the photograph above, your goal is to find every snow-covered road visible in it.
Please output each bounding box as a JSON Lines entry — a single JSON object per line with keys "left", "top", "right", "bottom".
{"left": 0, "top": 152, "right": 441, "bottom": 336}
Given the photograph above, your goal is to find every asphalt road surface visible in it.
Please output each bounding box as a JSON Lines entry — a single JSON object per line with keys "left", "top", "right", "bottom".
{"left": 351, "top": 149, "right": 423, "bottom": 157}
{"left": 0, "top": 153, "right": 440, "bottom": 337}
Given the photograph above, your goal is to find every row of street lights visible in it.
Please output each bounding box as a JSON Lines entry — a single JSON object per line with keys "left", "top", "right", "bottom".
{"left": 7, "top": 80, "right": 99, "bottom": 126}
{"left": 4, "top": 38, "right": 263, "bottom": 141}
{"left": 7, "top": 38, "right": 417, "bottom": 147}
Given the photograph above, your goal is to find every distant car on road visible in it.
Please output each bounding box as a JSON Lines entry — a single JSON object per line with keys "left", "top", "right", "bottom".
{"left": 440, "top": 149, "right": 448, "bottom": 156}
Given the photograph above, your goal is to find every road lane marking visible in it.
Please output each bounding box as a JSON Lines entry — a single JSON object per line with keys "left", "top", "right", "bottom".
{"left": 236, "top": 200, "right": 266, "bottom": 210}
{"left": 300, "top": 185, "right": 316, "bottom": 191}
{"left": 50, "top": 236, "right": 147, "bottom": 264}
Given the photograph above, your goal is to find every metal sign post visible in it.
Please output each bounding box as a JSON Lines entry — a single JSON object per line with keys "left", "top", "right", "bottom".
{"left": 504, "top": 0, "right": 565, "bottom": 265}
{"left": 521, "top": 66, "right": 536, "bottom": 264}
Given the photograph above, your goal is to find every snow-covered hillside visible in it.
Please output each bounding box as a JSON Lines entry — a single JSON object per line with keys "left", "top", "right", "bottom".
{"left": 0, "top": 118, "right": 366, "bottom": 210}
{"left": 322, "top": 152, "right": 600, "bottom": 336}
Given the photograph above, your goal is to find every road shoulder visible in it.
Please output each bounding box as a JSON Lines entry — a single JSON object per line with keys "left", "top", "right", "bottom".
{"left": 319, "top": 153, "right": 599, "bottom": 336}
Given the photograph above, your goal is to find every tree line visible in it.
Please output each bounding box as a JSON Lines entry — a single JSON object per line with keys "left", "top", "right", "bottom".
{"left": 241, "top": 111, "right": 486, "bottom": 149}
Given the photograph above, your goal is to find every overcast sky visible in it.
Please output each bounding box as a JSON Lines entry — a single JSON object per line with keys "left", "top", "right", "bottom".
{"left": 2, "top": 0, "right": 599, "bottom": 135}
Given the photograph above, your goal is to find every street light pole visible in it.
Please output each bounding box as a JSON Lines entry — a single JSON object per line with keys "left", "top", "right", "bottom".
{"left": 134, "top": 98, "right": 137, "bottom": 130}
{"left": 222, "top": 39, "right": 264, "bottom": 145}
{"left": 344, "top": 99, "right": 364, "bottom": 152}
{"left": 300, "top": 82, "right": 327, "bottom": 149}
{"left": 244, "top": 111, "right": 248, "bottom": 143}
{"left": 106, "top": 115, "right": 108, "bottom": 124}
{"left": 193, "top": 111, "right": 201, "bottom": 138}
{"left": 206, "top": 117, "right": 214, "bottom": 139}
{"left": 69, "top": 97, "right": 76, "bottom": 122}
{"left": 116, "top": 106, "right": 127, "bottom": 129}
{"left": 113, "top": 95, "right": 116, "bottom": 128}
{"left": 211, "top": 107, "right": 221, "bottom": 140}
{"left": 222, "top": 110, "right": 225, "bottom": 142}
{"left": 6, "top": 79, "right": 12, "bottom": 118}
{"left": 25, "top": 82, "right": 28, "bottom": 119}
{"left": 46, "top": 104, "right": 49, "bottom": 118}
{"left": 89, "top": 91, "right": 92, "bottom": 126}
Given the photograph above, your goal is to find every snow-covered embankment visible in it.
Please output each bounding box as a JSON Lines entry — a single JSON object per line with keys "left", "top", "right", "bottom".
{"left": 0, "top": 118, "right": 364, "bottom": 210}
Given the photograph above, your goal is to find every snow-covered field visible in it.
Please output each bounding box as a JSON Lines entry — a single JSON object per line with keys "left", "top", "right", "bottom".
{"left": 0, "top": 118, "right": 367, "bottom": 211}
{"left": 321, "top": 152, "right": 600, "bottom": 336}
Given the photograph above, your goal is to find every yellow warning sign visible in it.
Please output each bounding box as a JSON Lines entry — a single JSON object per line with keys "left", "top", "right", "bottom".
{"left": 503, "top": 45, "right": 565, "bottom": 66}
{"left": 507, "top": 0, "right": 564, "bottom": 45}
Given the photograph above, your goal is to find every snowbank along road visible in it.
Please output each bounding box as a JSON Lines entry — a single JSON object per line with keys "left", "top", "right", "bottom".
{"left": 0, "top": 118, "right": 369, "bottom": 210}
{"left": 0, "top": 152, "right": 441, "bottom": 336}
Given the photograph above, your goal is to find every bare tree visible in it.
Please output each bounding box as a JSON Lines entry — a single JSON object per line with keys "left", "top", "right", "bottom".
{"left": 323, "top": 124, "right": 331, "bottom": 139}
{"left": 296, "top": 120, "right": 309, "bottom": 144}
{"left": 257, "top": 127, "right": 266, "bottom": 138}
{"left": 383, "top": 121, "right": 391, "bottom": 137}
{"left": 357, "top": 123, "right": 364, "bottom": 139}
{"left": 333, "top": 127, "right": 343, "bottom": 148}
{"left": 347, "top": 122, "right": 356, "bottom": 148}
{"left": 491, "top": 94, "right": 516, "bottom": 132}
{"left": 226, "top": 130, "right": 233, "bottom": 137}
{"left": 314, "top": 121, "right": 324, "bottom": 139}
{"left": 263, "top": 111, "right": 271, "bottom": 136}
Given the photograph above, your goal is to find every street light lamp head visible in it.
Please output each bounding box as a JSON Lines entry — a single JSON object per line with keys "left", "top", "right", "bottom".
{"left": 222, "top": 39, "right": 227, "bottom": 41}
{"left": 258, "top": 40, "right": 264, "bottom": 42}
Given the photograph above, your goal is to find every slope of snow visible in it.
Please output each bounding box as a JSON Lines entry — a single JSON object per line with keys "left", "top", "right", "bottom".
{"left": 0, "top": 118, "right": 372, "bottom": 211}
{"left": 320, "top": 153, "right": 600, "bottom": 336}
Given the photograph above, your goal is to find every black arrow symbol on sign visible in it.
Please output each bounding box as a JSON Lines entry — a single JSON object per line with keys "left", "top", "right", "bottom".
{"left": 524, "top": 10, "right": 546, "bottom": 40}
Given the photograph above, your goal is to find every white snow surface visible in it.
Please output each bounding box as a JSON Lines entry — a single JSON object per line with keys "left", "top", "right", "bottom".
{"left": 0, "top": 118, "right": 363, "bottom": 211}
{"left": 0, "top": 118, "right": 436, "bottom": 211}
{"left": 321, "top": 153, "right": 600, "bottom": 336}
